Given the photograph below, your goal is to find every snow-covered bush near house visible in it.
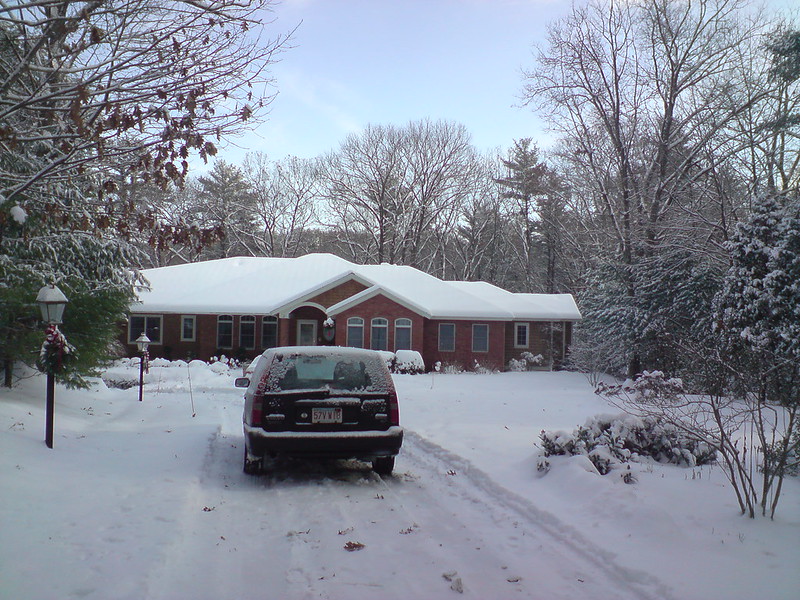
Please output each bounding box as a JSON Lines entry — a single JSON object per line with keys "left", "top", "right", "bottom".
{"left": 394, "top": 350, "right": 424, "bottom": 374}
{"left": 538, "top": 413, "right": 716, "bottom": 475}
{"left": 210, "top": 355, "right": 240, "bottom": 369}
{"left": 472, "top": 360, "right": 495, "bottom": 374}
{"left": 435, "top": 361, "right": 463, "bottom": 374}
{"left": 507, "top": 358, "right": 528, "bottom": 372}
{"left": 507, "top": 352, "right": 544, "bottom": 372}
{"left": 376, "top": 350, "right": 397, "bottom": 371}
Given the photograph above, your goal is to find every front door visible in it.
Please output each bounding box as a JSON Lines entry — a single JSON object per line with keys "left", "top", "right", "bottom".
{"left": 297, "top": 320, "right": 317, "bottom": 346}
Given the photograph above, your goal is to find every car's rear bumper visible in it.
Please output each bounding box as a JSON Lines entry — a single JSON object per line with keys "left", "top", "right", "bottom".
{"left": 244, "top": 424, "right": 403, "bottom": 459}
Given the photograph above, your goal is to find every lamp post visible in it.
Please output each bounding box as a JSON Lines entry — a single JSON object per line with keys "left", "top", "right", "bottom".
{"left": 135, "top": 333, "right": 150, "bottom": 402}
{"left": 36, "top": 284, "right": 68, "bottom": 449}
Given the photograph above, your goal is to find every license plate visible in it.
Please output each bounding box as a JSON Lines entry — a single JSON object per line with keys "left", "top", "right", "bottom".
{"left": 312, "top": 407, "right": 342, "bottom": 424}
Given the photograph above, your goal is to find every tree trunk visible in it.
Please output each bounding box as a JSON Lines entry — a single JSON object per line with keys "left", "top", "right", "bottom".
{"left": 3, "top": 358, "right": 13, "bottom": 388}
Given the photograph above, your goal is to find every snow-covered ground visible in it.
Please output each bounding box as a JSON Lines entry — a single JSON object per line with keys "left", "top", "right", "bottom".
{"left": 1, "top": 361, "right": 797, "bottom": 599}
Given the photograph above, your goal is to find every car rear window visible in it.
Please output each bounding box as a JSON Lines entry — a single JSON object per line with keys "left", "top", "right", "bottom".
{"left": 266, "top": 352, "right": 390, "bottom": 393}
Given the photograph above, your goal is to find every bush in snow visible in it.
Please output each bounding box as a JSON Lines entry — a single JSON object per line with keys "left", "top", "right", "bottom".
{"left": 394, "top": 350, "right": 425, "bottom": 374}
{"left": 507, "top": 352, "right": 544, "bottom": 372}
{"left": 538, "top": 413, "right": 716, "bottom": 476}
{"left": 472, "top": 360, "right": 499, "bottom": 374}
{"left": 438, "top": 362, "right": 464, "bottom": 374}
{"left": 209, "top": 355, "right": 240, "bottom": 369}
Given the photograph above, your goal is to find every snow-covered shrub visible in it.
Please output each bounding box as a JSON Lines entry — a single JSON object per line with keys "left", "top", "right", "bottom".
{"left": 472, "top": 360, "right": 499, "bottom": 374}
{"left": 394, "top": 350, "right": 425, "bottom": 374}
{"left": 507, "top": 358, "right": 526, "bottom": 372}
{"left": 538, "top": 413, "right": 716, "bottom": 476}
{"left": 373, "top": 350, "right": 397, "bottom": 372}
{"left": 507, "top": 352, "right": 544, "bottom": 372}
{"left": 210, "top": 355, "right": 240, "bottom": 369}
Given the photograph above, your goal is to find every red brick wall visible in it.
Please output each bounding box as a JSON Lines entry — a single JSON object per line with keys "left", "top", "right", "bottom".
{"left": 333, "top": 295, "right": 425, "bottom": 354}
{"left": 423, "top": 319, "right": 505, "bottom": 372}
{"left": 504, "top": 321, "right": 573, "bottom": 370}
{"left": 122, "top": 309, "right": 576, "bottom": 369}
{"left": 123, "top": 313, "right": 275, "bottom": 362}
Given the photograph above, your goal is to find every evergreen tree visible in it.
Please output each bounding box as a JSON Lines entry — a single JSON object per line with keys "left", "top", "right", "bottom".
{"left": 715, "top": 192, "right": 800, "bottom": 517}
{"left": 196, "top": 161, "right": 258, "bottom": 259}
{"left": 497, "top": 138, "right": 564, "bottom": 293}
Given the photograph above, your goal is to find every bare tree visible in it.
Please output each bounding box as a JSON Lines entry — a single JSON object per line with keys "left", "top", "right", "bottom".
{"left": 244, "top": 152, "right": 321, "bottom": 257}
{"left": 321, "top": 123, "right": 410, "bottom": 264}
{"left": 523, "top": 0, "right": 776, "bottom": 375}
{"left": 321, "top": 119, "right": 478, "bottom": 269}
{"left": 0, "top": 0, "right": 288, "bottom": 210}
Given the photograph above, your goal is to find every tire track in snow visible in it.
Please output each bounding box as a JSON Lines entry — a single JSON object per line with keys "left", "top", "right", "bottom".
{"left": 392, "top": 430, "right": 676, "bottom": 600}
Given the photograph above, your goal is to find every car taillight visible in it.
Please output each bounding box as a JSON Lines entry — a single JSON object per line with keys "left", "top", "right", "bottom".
{"left": 251, "top": 396, "right": 263, "bottom": 425}
{"left": 388, "top": 388, "right": 399, "bottom": 426}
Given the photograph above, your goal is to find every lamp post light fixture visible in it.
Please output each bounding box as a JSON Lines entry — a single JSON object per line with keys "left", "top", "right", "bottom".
{"left": 35, "top": 284, "right": 69, "bottom": 449}
{"left": 135, "top": 333, "right": 150, "bottom": 402}
{"left": 36, "top": 283, "right": 68, "bottom": 325}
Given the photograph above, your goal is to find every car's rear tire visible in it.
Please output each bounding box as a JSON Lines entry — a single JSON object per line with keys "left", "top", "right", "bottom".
{"left": 372, "top": 456, "right": 395, "bottom": 475}
{"left": 243, "top": 449, "right": 263, "bottom": 475}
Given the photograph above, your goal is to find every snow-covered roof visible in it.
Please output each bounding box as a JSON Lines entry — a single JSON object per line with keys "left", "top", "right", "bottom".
{"left": 447, "top": 281, "right": 583, "bottom": 321}
{"left": 132, "top": 254, "right": 582, "bottom": 321}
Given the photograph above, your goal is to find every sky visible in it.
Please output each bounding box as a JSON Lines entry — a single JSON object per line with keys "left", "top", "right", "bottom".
{"left": 212, "top": 0, "right": 797, "bottom": 167}
{"left": 214, "top": 0, "right": 570, "bottom": 165}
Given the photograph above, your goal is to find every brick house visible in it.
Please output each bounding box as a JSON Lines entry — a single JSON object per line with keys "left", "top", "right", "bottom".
{"left": 123, "top": 254, "right": 581, "bottom": 371}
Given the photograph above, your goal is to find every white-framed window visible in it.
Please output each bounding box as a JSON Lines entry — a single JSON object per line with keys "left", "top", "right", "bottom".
{"left": 472, "top": 324, "right": 489, "bottom": 353}
{"left": 240, "top": 315, "right": 256, "bottom": 349}
{"left": 347, "top": 317, "right": 364, "bottom": 348}
{"left": 262, "top": 316, "right": 278, "bottom": 349}
{"left": 371, "top": 317, "right": 388, "bottom": 351}
{"left": 217, "top": 315, "right": 233, "bottom": 348}
{"left": 394, "top": 318, "right": 412, "bottom": 351}
{"left": 438, "top": 323, "right": 455, "bottom": 352}
{"left": 129, "top": 315, "right": 162, "bottom": 345}
{"left": 514, "top": 322, "right": 529, "bottom": 348}
{"left": 180, "top": 315, "right": 196, "bottom": 342}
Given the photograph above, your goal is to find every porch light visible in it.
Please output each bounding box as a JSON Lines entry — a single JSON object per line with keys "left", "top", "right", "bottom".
{"left": 36, "top": 284, "right": 68, "bottom": 325}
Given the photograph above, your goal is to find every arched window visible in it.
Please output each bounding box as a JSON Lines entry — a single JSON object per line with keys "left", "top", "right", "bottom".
{"left": 395, "top": 318, "right": 412, "bottom": 351}
{"left": 346, "top": 317, "right": 364, "bottom": 348}
{"left": 371, "top": 317, "right": 388, "bottom": 351}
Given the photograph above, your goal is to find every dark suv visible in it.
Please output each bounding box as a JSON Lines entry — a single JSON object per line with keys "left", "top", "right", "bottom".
{"left": 236, "top": 346, "right": 403, "bottom": 475}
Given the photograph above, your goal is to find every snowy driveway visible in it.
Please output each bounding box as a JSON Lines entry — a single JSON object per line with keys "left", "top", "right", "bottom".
{"left": 143, "top": 421, "right": 668, "bottom": 600}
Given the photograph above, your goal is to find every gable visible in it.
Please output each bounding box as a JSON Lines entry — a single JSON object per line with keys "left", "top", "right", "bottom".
{"left": 305, "top": 279, "right": 368, "bottom": 309}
